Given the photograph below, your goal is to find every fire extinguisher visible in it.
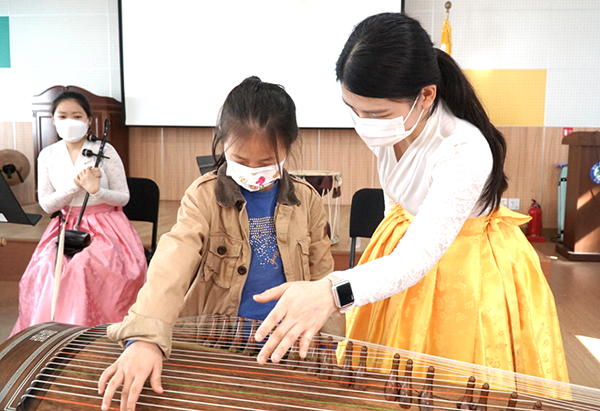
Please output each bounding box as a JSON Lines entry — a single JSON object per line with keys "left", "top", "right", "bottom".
{"left": 526, "top": 199, "right": 546, "bottom": 243}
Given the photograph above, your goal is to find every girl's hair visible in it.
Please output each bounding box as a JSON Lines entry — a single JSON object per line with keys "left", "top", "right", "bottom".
{"left": 335, "top": 12, "right": 507, "bottom": 211}
{"left": 212, "top": 76, "right": 298, "bottom": 168}
{"left": 51, "top": 91, "right": 93, "bottom": 118}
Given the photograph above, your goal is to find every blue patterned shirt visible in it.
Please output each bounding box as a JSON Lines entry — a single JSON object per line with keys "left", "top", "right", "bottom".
{"left": 238, "top": 182, "right": 285, "bottom": 320}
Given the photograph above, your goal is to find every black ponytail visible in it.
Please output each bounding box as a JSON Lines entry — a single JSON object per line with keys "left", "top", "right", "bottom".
{"left": 434, "top": 49, "right": 508, "bottom": 211}
{"left": 336, "top": 12, "right": 507, "bottom": 212}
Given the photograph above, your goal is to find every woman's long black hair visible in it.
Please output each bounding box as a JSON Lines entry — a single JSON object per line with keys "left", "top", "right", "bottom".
{"left": 336, "top": 12, "right": 507, "bottom": 211}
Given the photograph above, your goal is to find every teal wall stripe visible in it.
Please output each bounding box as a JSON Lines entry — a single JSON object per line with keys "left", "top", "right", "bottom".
{"left": 0, "top": 16, "right": 11, "bottom": 68}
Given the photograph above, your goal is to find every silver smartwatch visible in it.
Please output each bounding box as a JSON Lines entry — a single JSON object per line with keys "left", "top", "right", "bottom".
{"left": 330, "top": 278, "right": 355, "bottom": 310}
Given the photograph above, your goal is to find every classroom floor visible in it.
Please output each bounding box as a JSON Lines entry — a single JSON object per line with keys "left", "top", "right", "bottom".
{"left": 1, "top": 202, "right": 600, "bottom": 390}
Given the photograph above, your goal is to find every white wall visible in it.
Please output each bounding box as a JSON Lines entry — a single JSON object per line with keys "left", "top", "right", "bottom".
{"left": 1, "top": 0, "right": 598, "bottom": 127}
{"left": 406, "top": 0, "right": 600, "bottom": 128}
{"left": 0, "top": 0, "right": 121, "bottom": 122}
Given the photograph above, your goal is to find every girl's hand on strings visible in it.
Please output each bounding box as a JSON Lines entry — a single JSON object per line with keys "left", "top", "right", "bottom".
{"left": 253, "top": 278, "right": 338, "bottom": 365}
{"left": 98, "top": 341, "right": 164, "bottom": 411}
{"left": 74, "top": 166, "right": 101, "bottom": 195}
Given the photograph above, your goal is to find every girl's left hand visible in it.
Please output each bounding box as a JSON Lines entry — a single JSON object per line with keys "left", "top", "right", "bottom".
{"left": 74, "top": 166, "right": 102, "bottom": 195}
{"left": 253, "top": 278, "right": 338, "bottom": 365}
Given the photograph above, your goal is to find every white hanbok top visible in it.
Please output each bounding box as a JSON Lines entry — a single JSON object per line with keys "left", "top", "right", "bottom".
{"left": 37, "top": 139, "right": 129, "bottom": 214}
{"left": 337, "top": 103, "right": 494, "bottom": 308}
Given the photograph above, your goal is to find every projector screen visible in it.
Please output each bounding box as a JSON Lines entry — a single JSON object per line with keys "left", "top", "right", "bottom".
{"left": 119, "top": 1, "right": 401, "bottom": 128}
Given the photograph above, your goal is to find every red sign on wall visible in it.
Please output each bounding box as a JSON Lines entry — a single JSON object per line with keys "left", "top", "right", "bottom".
{"left": 563, "top": 127, "right": 574, "bottom": 137}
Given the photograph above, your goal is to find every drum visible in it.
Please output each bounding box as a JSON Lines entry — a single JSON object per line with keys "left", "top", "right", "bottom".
{"left": 290, "top": 170, "right": 342, "bottom": 244}
{"left": 1, "top": 315, "right": 600, "bottom": 411}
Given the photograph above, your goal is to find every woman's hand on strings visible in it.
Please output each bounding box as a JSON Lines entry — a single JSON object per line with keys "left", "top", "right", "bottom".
{"left": 98, "top": 341, "right": 164, "bottom": 411}
{"left": 74, "top": 166, "right": 101, "bottom": 195}
{"left": 253, "top": 278, "right": 338, "bottom": 365}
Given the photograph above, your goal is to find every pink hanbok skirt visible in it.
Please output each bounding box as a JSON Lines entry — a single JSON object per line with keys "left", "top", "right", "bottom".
{"left": 11, "top": 204, "right": 147, "bottom": 336}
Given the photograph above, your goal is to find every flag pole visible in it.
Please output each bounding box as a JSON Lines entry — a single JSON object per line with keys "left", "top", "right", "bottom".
{"left": 441, "top": 1, "right": 453, "bottom": 55}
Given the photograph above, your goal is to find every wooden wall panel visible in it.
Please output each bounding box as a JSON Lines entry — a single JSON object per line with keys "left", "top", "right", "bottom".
{"left": 162, "top": 127, "right": 213, "bottom": 200}
{"left": 5, "top": 117, "right": 582, "bottom": 229}
{"left": 128, "top": 126, "right": 163, "bottom": 195}
{"left": 288, "top": 129, "right": 320, "bottom": 172}
{"left": 500, "top": 127, "right": 544, "bottom": 212}
{"left": 319, "top": 128, "right": 377, "bottom": 205}
{"left": 0, "top": 122, "right": 13, "bottom": 148}
{"left": 128, "top": 126, "right": 379, "bottom": 204}
{"left": 497, "top": 126, "right": 597, "bottom": 230}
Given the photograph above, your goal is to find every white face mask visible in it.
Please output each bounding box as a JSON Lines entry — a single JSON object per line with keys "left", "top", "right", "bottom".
{"left": 55, "top": 118, "right": 89, "bottom": 143}
{"left": 225, "top": 155, "right": 284, "bottom": 192}
{"left": 350, "top": 95, "right": 424, "bottom": 147}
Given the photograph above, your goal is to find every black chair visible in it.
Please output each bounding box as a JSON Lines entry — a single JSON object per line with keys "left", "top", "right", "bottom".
{"left": 349, "top": 188, "right": 385, "bottom": 268}
{"left": 196, "top": 155, "right": 218, "bottom": 175}
{"left": 123, "top": 177, "right": 160, "bottom": 263}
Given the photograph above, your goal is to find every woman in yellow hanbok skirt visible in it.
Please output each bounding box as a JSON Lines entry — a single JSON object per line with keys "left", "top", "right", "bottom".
{"left": 346, "top": 204, "right": 568, "bottom": 381}
{"left": 254, "top": 13, "right": 568, "bottom": 384}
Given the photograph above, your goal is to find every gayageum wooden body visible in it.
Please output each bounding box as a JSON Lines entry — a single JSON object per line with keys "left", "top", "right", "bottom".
{"left": 1, "top": 315, "right": 599, "bottom": 410}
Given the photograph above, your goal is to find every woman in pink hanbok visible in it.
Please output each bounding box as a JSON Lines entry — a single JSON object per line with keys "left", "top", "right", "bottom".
{"left": 11, "top": 91, "right": 146, "bottom": 336}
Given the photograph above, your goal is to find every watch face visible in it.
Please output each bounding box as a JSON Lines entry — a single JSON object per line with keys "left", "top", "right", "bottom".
{"left": 336, "top": 281, "right": 354, "bottom": 307}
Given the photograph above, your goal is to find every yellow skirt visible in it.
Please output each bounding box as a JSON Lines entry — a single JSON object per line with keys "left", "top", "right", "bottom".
{"left": 346, "top": 205, "right": 569, "bottom": 383}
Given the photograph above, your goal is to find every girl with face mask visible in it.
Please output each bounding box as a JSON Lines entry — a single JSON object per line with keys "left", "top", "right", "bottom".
{"left": 255, "top": 13, "right": 569, "bottom": 384}
{"left": 99, "top": 76, "right": 344, "bottom": 411}
{"left": 11, "top": 91, "right": 147, "bottom": 336}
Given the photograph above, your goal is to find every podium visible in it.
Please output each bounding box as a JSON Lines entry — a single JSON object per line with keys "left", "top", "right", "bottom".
{"left": 556, "top": 132, "right": 600, "bottom": 261}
